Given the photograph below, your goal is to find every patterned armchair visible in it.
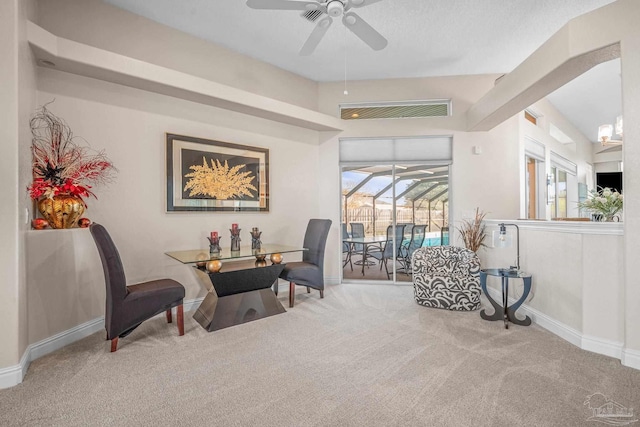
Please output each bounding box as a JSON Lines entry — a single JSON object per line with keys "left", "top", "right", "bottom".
{"left": 412, "top": 246, "right": 481, "bottom": 311}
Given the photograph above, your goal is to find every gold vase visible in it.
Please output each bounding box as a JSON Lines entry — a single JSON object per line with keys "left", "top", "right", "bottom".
{"left": 37, "top": 194, "right": 85, "bottom": 229}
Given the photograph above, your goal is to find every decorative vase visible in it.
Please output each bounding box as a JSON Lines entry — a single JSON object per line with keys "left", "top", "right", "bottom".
{"left": 230, "top": 227, "right": 241, "bottom": 252}
{"left": 592, "top": 213, "right": 619, "bottom": 222}
{"left": 250, "top": 228, "right": 262, "bottom": 250}
{"left": 37, "top": 194, "right": 85, "bottom": 229}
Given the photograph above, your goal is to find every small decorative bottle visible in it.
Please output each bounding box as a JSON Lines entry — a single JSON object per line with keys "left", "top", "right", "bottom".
{"left": 250, "top": 227, "right": 262, "bottom": 250}
{"left": 230, "top": 223, "right": 241, "bottom": 252}
{"left": 208, "top": 232, "right": 221, "bottom": 254}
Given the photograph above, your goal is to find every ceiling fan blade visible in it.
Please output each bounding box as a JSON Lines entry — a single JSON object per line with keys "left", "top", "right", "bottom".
{"left": 342, "top": 12, "right": 387, "bottom": 50}
{"left": 300, "top": 16, "right": 332, "bottom": 56}
{"left": 347, "top": 0, "right": 385, "bottom": 8}
{"left": 246, "top": 0, "right": 320, "bottom": 11}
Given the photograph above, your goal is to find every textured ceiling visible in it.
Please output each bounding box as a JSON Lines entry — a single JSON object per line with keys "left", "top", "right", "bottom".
{"left": 103, "top": 0, "right": 620, "bottom": 143}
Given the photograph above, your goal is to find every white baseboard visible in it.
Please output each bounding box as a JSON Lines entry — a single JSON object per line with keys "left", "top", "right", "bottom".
{"left": 484, "top": 287, "right": 629, "bottom": 362}
{"left": 0, "top": 298, "right": 202, "bottom": 389}
{"left": 30, "top": 317, "right": 105, "bottom": 361}
{"left": 0, "top": 349, "right": 30, "bottom": 390}
{"left": 622, "top": 348, "right": 640, "bottom": 370}
{"left": 325, "top": 277, "right": 341, "bottom": 286}
{"left": 582, "top": 335, "right": 624, "bottom": 360}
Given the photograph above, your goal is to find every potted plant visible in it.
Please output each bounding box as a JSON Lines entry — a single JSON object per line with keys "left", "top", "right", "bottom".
{"left": 457, "top": 207, "right": 487, "bottom": 252}
{"left": 578, "top": 187, "right": 623, "bottom": 222}
{"left": 27, "top": 103, "right": 117, "bottom": 229}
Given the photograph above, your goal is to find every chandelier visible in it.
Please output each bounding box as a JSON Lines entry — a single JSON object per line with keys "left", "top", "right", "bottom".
{"left": 598, "top": 115, "right": 623, "bottom": 146}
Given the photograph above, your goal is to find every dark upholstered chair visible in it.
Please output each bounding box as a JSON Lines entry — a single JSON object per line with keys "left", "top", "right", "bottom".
{"left": 279, "top": 219, "right": 332, "bottom": 307}
{"left": 90, "top": 223, "right": 185, "bottom": 352}
{"left": 412, "top": 246, "right": 481, "bottom": 311}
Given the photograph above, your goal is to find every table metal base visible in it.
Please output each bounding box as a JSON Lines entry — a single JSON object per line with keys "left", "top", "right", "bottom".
{"left": 480, "top": 270, "right": 532, "bottom": 329}
{"left": 192, "top": 263, "right": 286, "bottom": 332}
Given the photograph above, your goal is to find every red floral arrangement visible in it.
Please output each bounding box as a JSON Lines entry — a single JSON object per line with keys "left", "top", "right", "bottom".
{"left": 27, "top": 103, "right": 116, "bottom": 204}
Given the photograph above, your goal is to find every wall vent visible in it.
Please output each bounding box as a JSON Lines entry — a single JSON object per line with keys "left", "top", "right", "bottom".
{"left": 340, "top": 100, "right": 451, "bottom": 120}
{"left": 302, "top": 9, "right": 323, "bottom": 22}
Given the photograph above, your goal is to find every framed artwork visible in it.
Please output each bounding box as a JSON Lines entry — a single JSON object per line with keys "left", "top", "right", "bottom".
{"left": 166, "top": 133, "right": 269, "bottom": 212}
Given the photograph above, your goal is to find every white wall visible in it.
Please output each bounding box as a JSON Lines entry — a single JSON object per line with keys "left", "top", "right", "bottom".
{"left": 29, "top": 67, "right": 322, "bottom": 342}
{"left": 0, "top": 0, "right": 22, "bottom": 370}
{"left": 480, "top": 220, "right": 624, "bottom": 358}
{"left": 317, "top": 76, "right": 522, "bottom": 279}
{"left": 464, "top": 0, "right": 640, "bottom": 368}
{"left": 0, "top": 0, "right": 36, "bottom": 371}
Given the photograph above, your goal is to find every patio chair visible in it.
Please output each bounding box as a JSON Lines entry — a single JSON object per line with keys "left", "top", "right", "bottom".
{"left": 368, "top": 224, "right": 405, "bottom": 279}
{"left": 341, "top": 223, "right": 353, "bottom": 271}
{"left": 350, "top": 222, "right": 375, "bottom": 268}
{"left": 398, "top": 224, "right": 427, "bottom": 274}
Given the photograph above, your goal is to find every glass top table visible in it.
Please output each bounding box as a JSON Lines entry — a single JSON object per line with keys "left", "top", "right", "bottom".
{"left": 481, "top": 268, "right": 531, "bottom": 279}
{"left": 480, "top": 268, "right": 532, "bottom": 329}
{"left": 165, "top": 244, "right": 307, "bottom": 333}
{"left": 165, "top": 244, "right": 307, "bottom": 264}
{"left": 342, "top": 236, "right": 388, "bottom": 276}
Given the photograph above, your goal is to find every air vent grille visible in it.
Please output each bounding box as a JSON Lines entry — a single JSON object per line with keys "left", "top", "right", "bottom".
{"left": 302, "top": 9, "right": 323, "bottom": 22}
{"left": 340, "top": 101, "right": 450, "bottom": 120}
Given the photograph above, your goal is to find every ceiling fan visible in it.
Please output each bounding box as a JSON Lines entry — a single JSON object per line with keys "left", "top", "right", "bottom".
{"left": 246, "top": 0, "right": 388, "bottom": 56}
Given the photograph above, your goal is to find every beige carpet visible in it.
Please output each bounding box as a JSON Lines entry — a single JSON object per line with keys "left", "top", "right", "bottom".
{"left": 1, "top": 284, "right": 639, "bottom": 426}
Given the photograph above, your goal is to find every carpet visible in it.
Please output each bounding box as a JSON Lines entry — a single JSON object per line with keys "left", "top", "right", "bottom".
{"left": 1, "top": 283, "right": 638, "bottom": 426}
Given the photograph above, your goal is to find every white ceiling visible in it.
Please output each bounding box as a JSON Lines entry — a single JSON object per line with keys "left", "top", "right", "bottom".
{"left": 546, "top": 59, "right": 622, "bottom": 144}
{"left": 103, "top": 0, "right": 620, "bottom": 143}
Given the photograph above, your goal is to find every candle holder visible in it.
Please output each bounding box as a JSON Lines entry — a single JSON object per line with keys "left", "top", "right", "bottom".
{"left": 250, "top": 227, "right": 262, "bottom": 250}
{"left": 253, "top": 248, "right": 267, "bottom": 267}
{"left": 207, "top": 236, "right": 221, "bottom": 254}
{"left": 230, "top": 227, "right": 241, "bottom": 252}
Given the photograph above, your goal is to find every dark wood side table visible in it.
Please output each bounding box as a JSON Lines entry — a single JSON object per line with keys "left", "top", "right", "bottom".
{"left": 480, "top": 268, "right": 532, "bottom": 329}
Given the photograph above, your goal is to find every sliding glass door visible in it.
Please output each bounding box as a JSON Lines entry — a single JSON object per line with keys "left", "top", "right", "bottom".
{"left": 339, "top": 136, "right": 452, "bottom": 284}
{"left": 341, "top": 162, "right": 449, "bottom": 283}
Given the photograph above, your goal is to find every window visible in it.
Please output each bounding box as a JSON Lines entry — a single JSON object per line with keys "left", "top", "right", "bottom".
{"left": 524, "top": 138, "right": 545, "bottom": 219}
{"left": 524, "top": 110, "right": 538, "bottom": 125}
{"left": 549, "top": 167, "right": 567, "bottom": 218}
{"left": 340, "top": 100, "right": 451, "bottom": 120}
{"left": 526, "top": 157, "right": 537, "bottom": 219}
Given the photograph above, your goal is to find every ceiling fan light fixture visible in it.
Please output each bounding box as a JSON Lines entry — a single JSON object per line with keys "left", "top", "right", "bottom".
{"left": 327, "top": 0, "right": 344, "bottom": 17}
{"left": 598, "top": 120, "right": 623, "bottom": 146}
{"left": 319, "top": 18, "right": 331, "bottom": 28}
{"left": 615, "top": 115, "right": 623, "bottom": 136}
{"left": 344, "top": 14, "right": 357, "bottom": 25}
{"left": 598, "top": 124, "right": 613, "bottom": 142}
